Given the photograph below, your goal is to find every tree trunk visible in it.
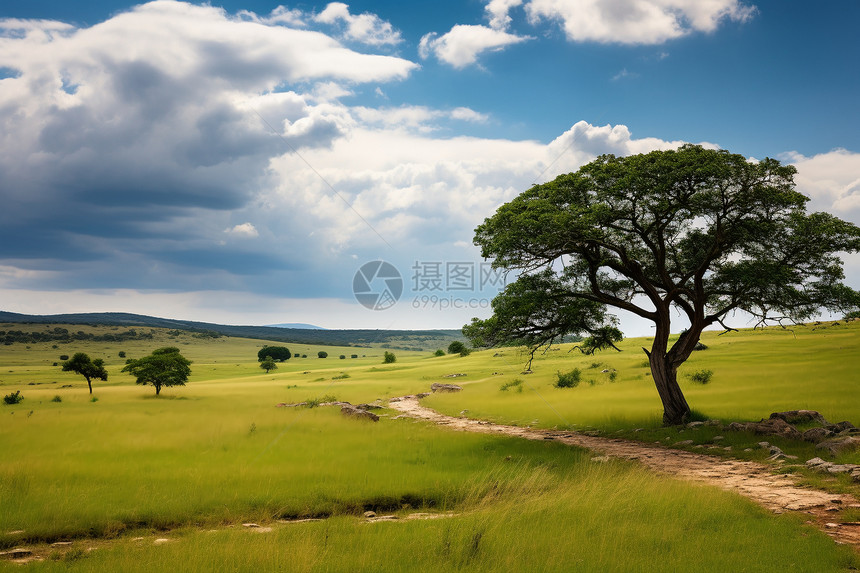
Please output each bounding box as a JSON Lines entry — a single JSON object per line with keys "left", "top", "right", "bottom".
{"left": 650, "top": 355, "right": 691, "bottom": 425}
{"left": 155, "top": 384, "right": 161, "bottom": 396}
{"left": 85, "top": 376, "right": 93, "bottom": 395}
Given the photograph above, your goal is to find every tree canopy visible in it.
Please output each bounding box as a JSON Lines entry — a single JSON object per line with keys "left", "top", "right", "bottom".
{"left": 257, "top": 346, "right": 290, "bottom": 362}
{"left": 62, "top": 352, "right": 108, "bottom": 394}
{"left": 122, "top": 347, "right": 192, "bottom": 396}
{"left": 465, "top": 145, "right": 860, "bottom": 425}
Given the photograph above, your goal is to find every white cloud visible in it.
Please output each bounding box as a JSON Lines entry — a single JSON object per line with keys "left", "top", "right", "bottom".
{"left": 784, "top": 149, "right": 860, "bottom": 219}
{"left": 225, "top": 223, "right": 259, "bottom": 238}
{"left": 419, "top": 25, "right": 531, "bottom": 69}
{"left": 486, "top": 0, "right": 525, "bottom": 30}
{"left": 525, "top": 0, "right": 757, "bottom": 44}
{"left": 352, "top": 105, "right": 489, "bottom": 130}
{"left": 314, "top": 2, "right": 402, "bottom": 46}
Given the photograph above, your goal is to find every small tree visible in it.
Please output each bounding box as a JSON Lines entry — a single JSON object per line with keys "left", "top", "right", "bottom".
{"left": 434, "top": 349, "right": 445, "bottom": 357}
{"left": 260, "top": 356, "right": 277, "bottom": 373}
{"left": 318, "top": 351, "right": 328, "bottom": 359}
{"left": 62, "top": 352, "right": 108, "bottom": 394}
{"left": 258, "top": 346, "right": 291, "bottom": 362}
{"left": 122, "top": 347, "right": 192, "bottom": 396}
{"left": 383, "top": 351, "right": 396, "bottom": 364}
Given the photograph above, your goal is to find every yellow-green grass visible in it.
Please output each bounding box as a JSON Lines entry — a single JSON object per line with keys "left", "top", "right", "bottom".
{"left": 2, "top": 323, "right": 860, "bottom": 571}
{"left": 13, "top": 469, "right": 857, "bottom": 573}
{"left": 424, "top": 321, "right": 860, "bottom": 435}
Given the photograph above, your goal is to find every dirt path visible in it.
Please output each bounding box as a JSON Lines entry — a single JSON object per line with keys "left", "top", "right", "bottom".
{"left": 389, "top": 394, "right": 860, "bottom": 551}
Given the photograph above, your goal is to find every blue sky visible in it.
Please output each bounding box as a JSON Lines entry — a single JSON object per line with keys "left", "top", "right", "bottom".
{"left": 1, "top": 1, "right": 858, "bottom": 333}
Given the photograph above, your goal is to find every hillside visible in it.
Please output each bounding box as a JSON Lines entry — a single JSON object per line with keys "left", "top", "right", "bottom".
{"left": 0, "top": 310, "right": 462, "bottom": 351}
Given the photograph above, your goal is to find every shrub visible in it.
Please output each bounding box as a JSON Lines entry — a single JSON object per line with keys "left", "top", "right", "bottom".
{"left": 332, "top": 373, "right": 350, "bottom": 380}
{"left": 351, "top": 355, "right": 358, "bottom": 359}
{"left": 693, "top": 342, "right": 708, "bottom": 351}
{"left": 555, "top": 369, "right": 581, "bottom": 388}
{"left": 434, "top": 349, "right": 445, "bottom": 357}
{"left": 258, "top": 346, "right": 290, "bottom": 362}
{"left": 302, "top": 354, "right": 308, "bottom": 358}
{"left": 500, "top": 379, "right": 524, "bottom": 392}
{"left": 844, "top": 309, "right": 860, "bottom": 320}
{"left": 4, "top": 390, "right": 23, "bottom": 405}
{"left": 318, "top": 351, "right": 328, "bottom": 359}
{"left": 90, "top": 396, "right": 99, "bottom": 403}
{"left": 383, "top": 351, "right": 396, "bottom": 364}
{"left": 687, "top": 369, "right": 714, "bottom": 384}
{"left": 305, "top": 395, "right": 338, "bottom": 408}
{"left": 339, "top": 355, "right": 346, "bottom": 360}
{"left": 51, "top": 395, "right": 62, "bottom": 403}
{"left": 59, "top": 355, "right": 69, "bottom": 361}
{"left": 447, "top": 341, "right": 466, "bottom": 354}
{"left": 608, "top": 371, "right": 618, "bottom": 382}
{"left": 118, "top": 351, "right": 126, "bottom": 358}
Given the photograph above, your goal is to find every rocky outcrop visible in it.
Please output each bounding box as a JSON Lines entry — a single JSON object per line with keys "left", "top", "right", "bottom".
{"left": 430, "top": 383, "right": 462, "bottom": 393}
{"left": 815, "top": 436, "right": 860, "bottom": 457}
{"left": 340, "top": 404, "right": 379, "bottom": 421}
{"left": 806, "top": 457, "right": 860, "bottom": 482}
{"left": 727, "top": 417, "right": 803, "bottom": 440}
{"left": 770, "top": 410, "right": 830, "bottom": 425}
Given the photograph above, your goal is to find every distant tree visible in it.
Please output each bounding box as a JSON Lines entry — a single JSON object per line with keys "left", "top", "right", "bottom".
{"left": 466, "top": 145, "right": 860, "bottom": 424}
{"left": 383, "top": 351, "right": 396, "bottom": 364}
{"left": 339, "top": 355, "right": 346, "bottom": 359}
{"left": 318, "top": 351, "right": 328, "bottom": 359}
{"left": 257, "top": 346, "right": 291, "bottom": 362}
{"left": 351, "top": 354, "right": 358, "bottom": 359}
{"left": 59, "top": 355, "right": 69, "bottom": 361}
{"left": 62, "top": 352, "right": 108, "bottom": 394}
{"left": 118, "top": 351, "right": 126, "bottom": 358}
{"left": 122, "top": 347, "right": 192, "bottom": 396}
{"left": 447, "top": 341, "right": 466, "bottom": 355}
{"left": 434, "top": 349, "right": 446, "bottom": 357}
{"left": 260, "top": 356, "right": 277, "bottom": 373}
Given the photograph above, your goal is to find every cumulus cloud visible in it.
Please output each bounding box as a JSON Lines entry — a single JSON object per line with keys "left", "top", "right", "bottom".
{"left": 314, "top": 2, "right": 402, "bottom": 46}
{"left": 419, "top": 25, "right": 531, "bottom": 69}
{"left": 784, "top": 149, "right": 860, "bottom": 219}
{"left": 225, "top": 223, "right": 260, "bottom": 238}
{"left": 525, "top": 0, "right": 757, "bottom": 44}
{"left": 0, "top": 1, "right": 417, "bottom": 285}
{"left": 486, "top": 0, "right": 525, "bottom": 30}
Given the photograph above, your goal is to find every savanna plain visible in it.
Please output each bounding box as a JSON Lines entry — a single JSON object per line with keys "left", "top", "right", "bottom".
{"left": 1, "top": 321, "right": 859, "bottom": 572}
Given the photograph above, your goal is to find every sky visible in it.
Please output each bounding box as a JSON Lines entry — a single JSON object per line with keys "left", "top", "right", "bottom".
{"left": 0, "top": 0, "right": 858, "bottom": 335}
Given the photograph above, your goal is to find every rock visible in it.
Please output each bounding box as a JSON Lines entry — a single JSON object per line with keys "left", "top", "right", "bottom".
{"left": 416, "top": 392, "right": 431, "bottom": 398}
{"left": 355, "top": 403, "right": 383, "bottom": 411}
{"left": 674, "top": 440, "right": 694, "bottom": 446}
{"left": 751, "top": 418, "right": 804, "bottom": 440}
{"left": 758, "top": 442, "right": 770, "bottom": 449}
{"left": 806, "top": 457, "right": 829, "bottom": 469}
{"left": 0, "top": 548, "right": 32, "bottom": 559}
{"left": 826, "top": 465, "right": 856, "bottom": 475}
{"left": 363, "top": 511, "right": 376, "bottom": 518}
{"left": 340, "top": 404, "right": 379, "bottom": 422}
{"left": 430, "top": 383, "right": 462, "bottom": 393}
{"left": 242, "top": 523, "right": 261, "bottom": 528}
{"left": 712, "top": 436, "right": 725, "bottom": 442}
{"left": 769, "top": 410, "right": 830, "bottom": 426}
{"left": 816, "top": 436, "right": 860, "bottom": 457}
{"left": 686, "top": 421, "right": 704, "bottom": 429}
{"left": 704, "top": 420, "right": 722, "bottom": 427}
{"left": 153, "top": 538, "right": 170, "bottom": 545}
{"left": 802, "top": 427, "right": 834, "bottom": 443}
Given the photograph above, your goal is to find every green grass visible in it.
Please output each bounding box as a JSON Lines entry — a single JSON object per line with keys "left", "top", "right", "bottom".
{"left": 1, "top": 322, "right": 859, "bottom": 571}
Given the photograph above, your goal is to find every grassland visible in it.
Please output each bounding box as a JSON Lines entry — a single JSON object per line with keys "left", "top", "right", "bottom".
{"left": 1, "top": 322, "right": 859, "bottom": 571}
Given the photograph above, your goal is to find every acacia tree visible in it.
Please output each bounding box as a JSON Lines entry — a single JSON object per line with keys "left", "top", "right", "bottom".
{"left": 122, "top": 347, "right": 192, "bottom": 396}
{"left": 465, "top": 145, "right": 860, "bottom": 425}
{"left": 62, "top": 352, "right": 108, "bottom": 394}
{"left": 260, "top": 356, "right": 277, "bottom": 373}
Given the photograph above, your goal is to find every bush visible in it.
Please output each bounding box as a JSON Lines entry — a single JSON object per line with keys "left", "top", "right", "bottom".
{"left": 693, "top": 342, "right": 708, "bottom": 351}
{"left": 339, "top": 355, "right": 346, "bottom": 360}
{"left": 383, "top": 351, "right": 396, "bottom": 364}
{"left": 59, "top": 355, "right": 69, "bottom": 361}
{"left": 332, "top": 373, "right": 350, "bottom": 380}
{"left": 302, "top": 354, "right": 308, "bottom": 358}
{"left": 118, "top": 351, "right": 126, "bottom": 358}
{"left": 500, "top": 379, "right": 524, "bottom": 392}
{"left": 844, "top": 309, "right": 860, "bottom": 320}
{"left": 258, "top": 346, "right": 290, "bottom": 362}
{"left": 555, "top": 369, "right": 581, "bottom": 388}
{"left": 434, "top": 349, "right": 445, "bottom": 357}
{"left": 305, "top": 395, "right": 338, "bottom": 408}
{"left": 687, "top": 369, "right": 714, "bottom": 384}
{"left": 318, "top": 351, "right": 328, "bottom": 359}
{"left": 4, "top": 390, "right": 23, "bottom": 405}
{"left": 51, "top": 395, "right": 62, "bottom": 403}
{"left": 447, "top": 341, "right": 466, "bottom": 354}
{"left": 351, "top": 354, "right": 358, "bottom": 359}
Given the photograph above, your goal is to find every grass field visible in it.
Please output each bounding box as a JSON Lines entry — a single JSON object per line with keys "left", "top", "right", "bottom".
{"left": 1, "top": 322, "right": 859, "bottom": 571}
